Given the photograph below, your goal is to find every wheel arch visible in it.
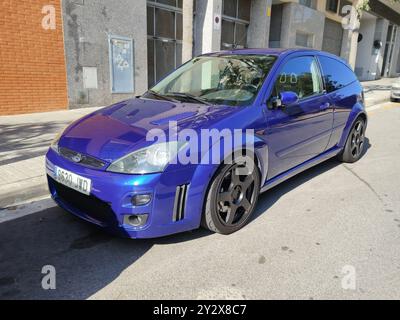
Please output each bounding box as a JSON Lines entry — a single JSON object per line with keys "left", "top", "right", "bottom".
{"left": 338, "top": 104, "right": 368, "bottom": 149}
{"left": 189, "top": 139, "right": 268, "bottom": 229}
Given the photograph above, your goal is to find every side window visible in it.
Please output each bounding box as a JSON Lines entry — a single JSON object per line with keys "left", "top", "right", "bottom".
{"left": 318, "top": 56, "right": 358, "bottom": 93}
{"left": 274, "top": 56, "right": 323, "bottom": 100}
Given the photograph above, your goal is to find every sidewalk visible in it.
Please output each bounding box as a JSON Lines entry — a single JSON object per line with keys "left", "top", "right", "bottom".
{"left": 0, "top": 77, "right": 397, "bottom": 209}
{"left": 361, "top": 77, "right": 395, "bottom": 106}
{"left": 0, "top": 107, "right": 100, "bottom": 209}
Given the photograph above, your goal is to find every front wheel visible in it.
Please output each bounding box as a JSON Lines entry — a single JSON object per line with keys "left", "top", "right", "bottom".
{"left": 338, "top": 117, "right": 366, "bottom": 163}
{"left": 202, "top": 158, "right": 261, "bottom": 235}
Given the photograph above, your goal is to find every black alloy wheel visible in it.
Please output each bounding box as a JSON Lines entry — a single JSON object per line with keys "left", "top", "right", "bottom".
{"left": 202, "top": 159, "right": 260, "bottom": 235}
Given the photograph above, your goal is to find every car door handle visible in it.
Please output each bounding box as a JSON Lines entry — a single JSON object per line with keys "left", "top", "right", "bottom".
{"left": 320, "top": 103, "right": 330, "bottom": 111}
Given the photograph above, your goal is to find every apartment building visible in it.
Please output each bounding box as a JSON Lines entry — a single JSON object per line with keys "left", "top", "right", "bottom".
{"left": 1, "top": 0, "right": 400, "bottom": 114}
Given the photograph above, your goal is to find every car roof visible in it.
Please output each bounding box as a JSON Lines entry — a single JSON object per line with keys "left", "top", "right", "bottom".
{"left": 204, "top": 48, "right": 318, "bottom": 56}
{"left": 203, "top": 48, "right": 346, "bottom": 59}
{"left": 202, "top": 48, "right": 349, "bottom": 67}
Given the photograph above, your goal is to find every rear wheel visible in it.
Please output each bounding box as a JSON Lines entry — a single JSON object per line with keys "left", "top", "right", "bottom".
{"left": 202, "top": 158, "right": 260, "bottom": 235}
{"left": 338, "top": 118, "right": 366, "bottom": 163}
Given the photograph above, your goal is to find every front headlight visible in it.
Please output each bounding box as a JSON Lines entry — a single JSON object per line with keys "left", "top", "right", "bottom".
{"left": 107, "top": 141, "right": 187, "bottom": 174}
{"left": 50, "top": 130, "right": 65, "bottom": 154}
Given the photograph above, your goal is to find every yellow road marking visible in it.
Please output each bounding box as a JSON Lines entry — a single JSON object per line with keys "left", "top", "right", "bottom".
{"left": 367, "top": 102, "right": 399, "bottom": 116}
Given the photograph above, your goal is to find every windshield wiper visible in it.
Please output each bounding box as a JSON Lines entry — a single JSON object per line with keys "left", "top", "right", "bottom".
{"left": 145, "top": 90, "right": 179, "bottom": 103}
{"left": 166, "top": 92, "right": 213, "bottom": 106}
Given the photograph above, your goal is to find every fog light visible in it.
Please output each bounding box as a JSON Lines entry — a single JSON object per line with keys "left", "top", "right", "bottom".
{"left": 124, "top": 214, "right": 148, "bottom": 227}
{"left": 131, "top": 194, "right": 152, "bottom": 206}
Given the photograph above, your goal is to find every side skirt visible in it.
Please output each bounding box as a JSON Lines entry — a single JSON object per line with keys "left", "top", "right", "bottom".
{"left": 260, "top": 146, "right": 342, "bottom": 193}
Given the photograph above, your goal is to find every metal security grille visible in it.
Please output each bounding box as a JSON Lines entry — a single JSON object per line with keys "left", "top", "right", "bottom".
{"left": 147, "top": 0, "right": 183, "bottom": 88}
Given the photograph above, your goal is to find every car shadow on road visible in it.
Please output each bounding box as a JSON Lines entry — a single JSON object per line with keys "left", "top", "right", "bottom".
{"left": 251, "top": 137, "right": 371, "bottom": 223}
{"left": 0, "top": 203, "right": 212, "bottom": 300}
{"left": 0, "top": 139, "right": 371, "bottom": 300}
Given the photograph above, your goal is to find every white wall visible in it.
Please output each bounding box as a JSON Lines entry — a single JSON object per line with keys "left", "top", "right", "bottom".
{"left": 355, "top": 14, "right": 377, "bottom": 81}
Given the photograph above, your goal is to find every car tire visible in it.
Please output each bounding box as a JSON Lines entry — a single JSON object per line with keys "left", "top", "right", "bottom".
{"left": 338, "top": 117, "right": 366, "bottom": 163}
{"left": 201, "top": 156, "right": 261, "bottom": 235}
{"left": 391, "top": 97, "right": 397, "bottom": 102}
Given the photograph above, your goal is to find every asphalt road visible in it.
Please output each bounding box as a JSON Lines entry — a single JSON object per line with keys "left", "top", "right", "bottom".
{"left": 0, "top": 102, "right": 399, "bottom": 300}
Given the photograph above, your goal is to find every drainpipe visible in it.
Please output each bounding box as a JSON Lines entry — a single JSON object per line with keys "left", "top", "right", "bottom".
{"left": 182, "top": 0, "right": 194, "bottom": 63}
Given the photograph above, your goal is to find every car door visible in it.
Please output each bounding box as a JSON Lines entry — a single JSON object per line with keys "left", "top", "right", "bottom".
{"left": 265, "top": 55, "right": 334, "bottom": 179}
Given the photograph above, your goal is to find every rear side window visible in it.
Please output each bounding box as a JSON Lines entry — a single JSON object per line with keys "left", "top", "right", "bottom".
{"left": 318, "top": 56, "right": 358, "bottom": 93}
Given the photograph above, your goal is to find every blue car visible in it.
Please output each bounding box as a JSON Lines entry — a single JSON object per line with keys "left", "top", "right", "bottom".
{"left": 46, "top": 49, "right": 367, "bottom": 238}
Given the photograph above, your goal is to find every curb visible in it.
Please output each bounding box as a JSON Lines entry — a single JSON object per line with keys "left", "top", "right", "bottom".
{"left": 0, "top": 176, "right": 49, "bottom": 209}
{"left": 365, "top": 95, "right": 391, "bottom": 108}
{"left": 364, "top": 89, "right": 391, "bottom": 108}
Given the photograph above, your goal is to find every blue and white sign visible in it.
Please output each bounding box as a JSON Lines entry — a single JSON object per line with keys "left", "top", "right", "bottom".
{"left": 109, "top": 35, "right": 134, "bottom": 93}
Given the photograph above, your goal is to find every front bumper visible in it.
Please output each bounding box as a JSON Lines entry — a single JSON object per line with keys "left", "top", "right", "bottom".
{"left": 46, "top": 149, "right": 205, "bottom": 239}
{"left": 391, "top": 89, "right": 400, "bottom": 99}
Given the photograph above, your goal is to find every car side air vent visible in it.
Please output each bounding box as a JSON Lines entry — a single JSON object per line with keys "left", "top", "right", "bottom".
{"left": 173, "top": 184, "right": 189, "bottom": 222}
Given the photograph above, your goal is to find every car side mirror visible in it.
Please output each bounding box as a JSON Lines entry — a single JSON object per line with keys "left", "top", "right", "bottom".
{"left": 268, "top": 91, "right": 299, "bottom": 110}
{"left": 280, "top": 91, "right": 299, "bottom": 106}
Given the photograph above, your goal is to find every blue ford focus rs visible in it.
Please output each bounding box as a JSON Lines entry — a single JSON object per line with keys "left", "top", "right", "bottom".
{"left": 46, "top": 49, "right": 367, "bottom": 238}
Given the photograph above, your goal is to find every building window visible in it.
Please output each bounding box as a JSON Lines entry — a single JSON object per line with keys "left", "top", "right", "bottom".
{"left": 147, "top": 0, "right": 183, "bottom": 88}
{"left": 269, "top": 4, "right": 283, "bottom": 48}
{"left": 221, "top": 0, "right": 251, "bottom": 49}
{"left": 326, "top": 0, "right": 339, "bottom": 13}
{"left": 299, "top": 0, "right": 316, "bottom": 10}
{"left": 295, "top": 31, "right": 314, "bottom": 48}
{"left": 322, "top": 18, "right": 344, "bottom": 56}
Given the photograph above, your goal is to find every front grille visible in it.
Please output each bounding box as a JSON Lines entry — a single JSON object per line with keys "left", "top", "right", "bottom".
{"left": 50, "top": 177, "right": 118, "bottom": 226}
{"left": 173, "top": 184, "right": 189, "bottom": 222}
{"left": 59, "top": 147, "right": 106, "bottom": 169}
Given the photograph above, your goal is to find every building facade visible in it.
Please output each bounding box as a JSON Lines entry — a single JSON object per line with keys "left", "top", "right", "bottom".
{"left": 1, "top": 0, "right": 400, "bottom": 115}
{"left": 0, "top": 0, "right": 68, "bottom": 116}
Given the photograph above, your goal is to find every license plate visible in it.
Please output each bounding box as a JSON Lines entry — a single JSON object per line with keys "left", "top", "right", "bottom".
{"left": 55, "top": 167, "right": 92, "bottom": 196}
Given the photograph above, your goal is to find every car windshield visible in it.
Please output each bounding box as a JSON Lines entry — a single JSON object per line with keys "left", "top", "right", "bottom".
{"left": 144, "top": 54, "right": 277, "bottom": 107}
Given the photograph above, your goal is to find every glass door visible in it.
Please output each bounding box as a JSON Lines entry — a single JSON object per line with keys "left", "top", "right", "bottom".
{"left": 382, "top": 24, "right": 398, "bottom": 77}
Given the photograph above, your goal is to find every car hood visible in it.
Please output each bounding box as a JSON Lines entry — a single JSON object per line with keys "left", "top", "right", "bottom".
{"left": 59, "top": 98, "right": 241, "bottom": 163}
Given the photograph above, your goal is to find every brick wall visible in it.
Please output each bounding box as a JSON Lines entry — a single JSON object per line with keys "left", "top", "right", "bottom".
{"left": 0, "top": 0, "right": 68, "bottom": 116}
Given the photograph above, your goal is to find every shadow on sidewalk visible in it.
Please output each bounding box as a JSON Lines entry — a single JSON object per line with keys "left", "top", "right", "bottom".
{"left": 0, "top": 203, "right": 212, "bottom": 300}
{"left": 0, "top": 122, "right": 67, "bottom": 166}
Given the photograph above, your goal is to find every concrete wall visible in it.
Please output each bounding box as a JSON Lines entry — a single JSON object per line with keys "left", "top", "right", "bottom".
{"left": 280, "top": 2, "right": 325, "bottom": 49}
{"left": 62, "top": 0, "right": 148, "bottom": 109}
{"left": 194, "top": 0, "right": 222, "bottom": 56}
{"left": 355, "top": 14, "right": 378, "bottom": 80}
{"left": 247, "top": 0, "right": 272, "bottom": 48}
